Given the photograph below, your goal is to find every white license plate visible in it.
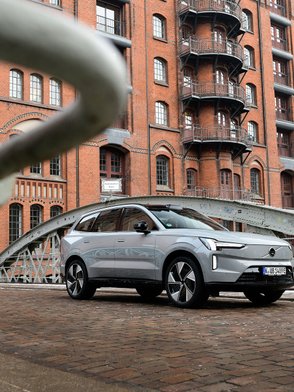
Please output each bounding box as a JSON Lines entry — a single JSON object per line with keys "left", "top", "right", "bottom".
{"left": 262, "top": 267, "right": 287, "bottom": 276}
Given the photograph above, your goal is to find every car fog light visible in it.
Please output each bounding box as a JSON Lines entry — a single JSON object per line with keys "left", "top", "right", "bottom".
{"left": 212, "top": 255, "right": 218, "bottom": 270}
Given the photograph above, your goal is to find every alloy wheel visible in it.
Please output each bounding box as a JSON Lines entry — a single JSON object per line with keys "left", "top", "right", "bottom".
{"left": 66, "top": 262, "right": 85, "bottom": 297}
{"left": 167, "top": 261, "right": 196, "bottom": 304}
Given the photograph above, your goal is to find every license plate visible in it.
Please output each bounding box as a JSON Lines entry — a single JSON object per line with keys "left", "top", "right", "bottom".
{"left": 262, "top": 267, "right": 287, "bottom": 276}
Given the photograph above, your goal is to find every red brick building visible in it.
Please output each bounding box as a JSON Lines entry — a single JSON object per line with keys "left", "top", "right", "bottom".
{"left": 0, "top": 0, "right": 293, "bottom": 250}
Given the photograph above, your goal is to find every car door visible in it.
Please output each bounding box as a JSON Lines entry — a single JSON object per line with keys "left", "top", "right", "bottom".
{"left": 114, "top": 206, "right": 157, "bottom": 280}
{"left": 83, "top": 208, "right": 121, "bottom": 279}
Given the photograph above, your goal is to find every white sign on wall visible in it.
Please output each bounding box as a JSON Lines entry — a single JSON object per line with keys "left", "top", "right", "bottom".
{"left": 101, "top": 178, "right": 122, "bottom": 193}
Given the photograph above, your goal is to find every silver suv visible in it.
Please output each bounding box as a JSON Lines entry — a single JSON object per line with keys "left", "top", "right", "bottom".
{"left": 60, "top": 203, "right": 294, "bottom": 307}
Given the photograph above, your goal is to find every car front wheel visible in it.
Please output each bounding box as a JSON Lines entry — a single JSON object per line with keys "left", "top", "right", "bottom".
{"left": 65, "top": 259, "right": 96, "bottom": 300}
{"left": 243, "top": 289, "right": 285, "bottom": 306}
{"left": 165, "top": 256, "right": 208, "bottom": 308}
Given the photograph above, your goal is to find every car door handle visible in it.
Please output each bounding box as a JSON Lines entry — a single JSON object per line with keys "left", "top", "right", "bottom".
{"left": 83, "top": 240, "right": 90, "bottom": 243}
{"left": 117, "top": 240, "right": 125, "bottom": 243}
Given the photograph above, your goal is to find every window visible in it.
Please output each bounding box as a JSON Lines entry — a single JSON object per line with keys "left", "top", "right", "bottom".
{"left": 50, "top": 155, "right": 61, "bottom": 176}
{"left": 271, "top": 24, "right": 286, "bottom": 50}
{"left": 273, "top": 58, "right": 288, "bottom": 84}
{"left": 220, "top": 169, "right": 232, "bottom": 198}
{"left": 248, "top": 121, "right": 258, "bottom": 142}
{"left": 10, "top": 69, "right": 23, "bottom": 99}
{"left": 30, "top": 162, "right": 42, "bottom": 174}
{"left": 234, "top": 174, "right": 241, "bottom": 199}
{"left": 156, "top": 155, "right": 169, "bottom": 186}
{"left": 50, "top": 205, "right": 63, "bottom": 218}
{"left": 281, "top": 172, "right": 293, "bottom": 208}
{"left": 75, "top": 213, "right": 98, "bottom": 232}
{"left": 30, "top": 204, "right": 43, "bottom": 229}
{"left": 186, "top": 169, "right": 197, "bottom": 190}
{"left": 275, "top": 95, "right": 289, "bottom": 120}
{"left": 153, "top": 14, "right": 166, "bottom": 40}
{"left": 92, "top": 209, "right": 121, "bottom": 232}
{"left": 230, "top": 119, "right": 238, "bottom": 139}
{"left": 155, "top": 101, "right": 168, "bottom": 126}
{"left": 246, "top": 84, "right": 256, "bottom": 106}
{"left": 215, "top": 69, "right": 226, "bottom": 85}
{"left": 242, "top": 10, "right": 253, "bottom": 31}
{"left": 184, "top": 111, "right": 193, "bottom": 129}
{"left": 121, "top": 208, "right": 156, "bottom": 232}
{"left": 244, "top": 46, "right": 255, "bottom": 68}
{"left": 183, "top": 67, "right": 194, "bottom": 87}
{"left": 9, "top": 204, "right": 23, "bottom": 243}
{"left": 154, "top": 58, "right": 167, "bottom": 83}
{"left": 213, "top": 28, "right": 225, "bottom": 44}
{"left": 49, "top": 0, "right": 60, "bottom": 6}
{"left": 96, "top": 2, "right": 121, "bottom": 35}
{"left": 30, "top": 74, "right": 43, "bottom": 103}
{"left": 49, "top": 78, "right": 61, "bottom": 106}
{"left": 277, "top": 130, "right": 291, "bottom": 156}
{"left": 217, "top": 111, "right": 227, "bottom": 127}
{"left": 100, "top": 147, "right": 124, "bottom": 179}
{"left": 250, "top": 168, "right": 261, "bottom": 195}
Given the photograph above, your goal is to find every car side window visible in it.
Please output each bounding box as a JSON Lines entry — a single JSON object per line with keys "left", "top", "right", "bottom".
{"left": 92, "top": 208, "right": 121, "bottom": 232}
{"left": 121, "top": 208, "right": 157, "bottom": 231}
{"left": 75, "top": 213, "right": 98, "bottom": 232}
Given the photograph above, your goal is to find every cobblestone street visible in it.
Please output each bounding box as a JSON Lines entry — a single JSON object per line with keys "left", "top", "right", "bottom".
{"left": 0, "top": 286, "right": 293, "bottom": 391}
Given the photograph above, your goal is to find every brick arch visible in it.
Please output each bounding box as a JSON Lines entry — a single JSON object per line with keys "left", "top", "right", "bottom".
{"left": 1, "top": 112, "right": 49, "bottom": 133}
{"left": 247, "top": 155, "right": 266, "bottom": 169}
{"left": 151, "top": 140, "right": 177, "bottom": 155}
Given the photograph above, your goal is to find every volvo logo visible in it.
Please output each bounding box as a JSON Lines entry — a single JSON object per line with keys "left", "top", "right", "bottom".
{"left": 269, "top": 248, "right": 276, "bottom": 257}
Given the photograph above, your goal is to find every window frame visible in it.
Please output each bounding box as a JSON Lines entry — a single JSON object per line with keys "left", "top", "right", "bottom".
{"left": 49, "top": 78, "right": 62, "bottom": 106}
{"left": 155, "top": 101, "right": 168, "bottom": 126}
{"left": 9, "top": 203, "right": 23, "bottom": 244}
{"left": 153, "top": 14, "right": 166, "bottom": 40}
{"left": 156, "top": 155, "right": 169, "bottom": 187}
{"left": 30, "top": 73, "right": 43, "bottom": 103}
{"left": 154, "top": 57, "right": 167, "bottom": 84}
{"left": 9, "top": 69, "right": 23, "bottom": 100}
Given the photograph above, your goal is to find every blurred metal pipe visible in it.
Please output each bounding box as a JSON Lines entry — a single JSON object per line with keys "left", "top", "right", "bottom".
{"left": 0, "top": 0, "right": 127, "bottom": 181}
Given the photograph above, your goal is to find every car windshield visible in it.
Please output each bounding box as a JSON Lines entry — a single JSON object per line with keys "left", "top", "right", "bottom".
{"left": 149, "top": 207, "right": 225, "bottom": 231}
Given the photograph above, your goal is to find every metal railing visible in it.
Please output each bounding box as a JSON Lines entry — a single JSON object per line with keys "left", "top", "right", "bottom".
{"left": 274, "top": 73, "right": 290, "bottom": 86}
{"left": 179, "top": 37, "right": 243, "bottom": 62}
{"left": 178, "top": 0, "right": 242, "bottom": 21}
{"left": 184, "top": 187, "right": 262, "bottom": 202}
{"left": 276, "top": 108, "right": 293, "bottom": 122}
{"left": 182, "top": 124, "right": 251, "bottom": 146}
{"left": 181, "top": 82, "right": 246, "bottom": 105}
{"left": 272, "top": 38, "right": 288, "bottom": 52}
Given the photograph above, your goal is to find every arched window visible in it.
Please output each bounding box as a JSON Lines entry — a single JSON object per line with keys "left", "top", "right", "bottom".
{"left": 186, "top": 168, "right": 197, "bottom": 190}
{"left": 156, "top": 155, "right": 169, "bottom": 186}
{"left": 250, "top": 168, "right": 261, "bottom": 196}
{"left": 9, "top": 69, "right": 23, "bottom": 99}
{"left": 155, "top": 101, "right": 168, "bottom": 126}
{"left": 244, "top": 46, "right": 255, "bottom": 68}
{"left": 248, "top": 121, "right": 258, "bottom": 142}
{"left": 281, "top": 172, "right": 293, "bottom": 208}
{"left": 242, "top": 10, "right": 253, "bottom": 32}
{"left": 9, "top": 204, "right": 23, "bottom": 243}
{"left": 246, "top": 83, "right": 257, "bottom": 106}
{"left": 30, "top": 204, "right": 43, "bottom": 229}
{"left": 230, "top": 119, "right": 238, "bottom": 139}
{"left": 30, "top": 74, "right": 43, "bottom": 103}
{"left": 181, "top": 24, "right": 192, "bottom": 40}
{"left": 49, "top": 78, "right": 62, "bottom": 106}
{"left": 153, "top": 14, "right": 166, "bottom": 39}
{"left": 50, "top": 205, "right": 63, "bottom": 218}
{"left": 50, "top": 155, "right": 61, "bottom": 176}
{"left": 154, "top": 58, "right": 167, "bottom": 84}
{"left": 213, "top": 28, "right": 225, "bottom": 44}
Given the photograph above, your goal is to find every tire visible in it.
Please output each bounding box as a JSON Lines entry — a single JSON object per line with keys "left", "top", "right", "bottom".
{"left": 243, "top": 289, "right": 285, "bottom": 306}
{"left": 136, "top": 285, "right": 163, "bottom": 300}
{"left": 165, "top": 256, "right": 208, "bottom": 308}
{"left": 65, "top": 259, "right": 96, "bottom": 300}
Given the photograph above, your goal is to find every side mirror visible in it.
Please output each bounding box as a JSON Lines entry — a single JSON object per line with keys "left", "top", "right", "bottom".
{"left": 134, "top": 221, "right": 150, "bottom": 234}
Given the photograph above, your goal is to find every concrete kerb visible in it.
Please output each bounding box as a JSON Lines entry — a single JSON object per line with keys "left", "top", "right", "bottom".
{"left": 1, "top": 283, "right": 293, "bottom": 301}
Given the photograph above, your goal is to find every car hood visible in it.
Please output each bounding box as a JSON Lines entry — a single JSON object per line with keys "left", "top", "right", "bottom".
{"left": 165, "top": 229, "right": 290, "bottom": 247}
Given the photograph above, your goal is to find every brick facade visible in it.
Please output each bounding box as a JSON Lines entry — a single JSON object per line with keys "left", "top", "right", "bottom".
{"left": 0, "top": 0, "right": 293, "bottom": 250}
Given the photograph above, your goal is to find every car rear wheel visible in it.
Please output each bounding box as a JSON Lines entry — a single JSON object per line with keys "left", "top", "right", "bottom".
{"left": 165, "top": 256, "right": 208, "bottom": 308}
{"left": 243, "top": 289, "right": 285, "bottom": 306}
{"left": 136, "top": 285, "right": 163, "bottom": 300}
{"left": 65, "top": 259, "right": 96, "bottom": 300}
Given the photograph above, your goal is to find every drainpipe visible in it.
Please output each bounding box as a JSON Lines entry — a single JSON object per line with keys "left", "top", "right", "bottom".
{"left": 257, "top": 0, "right": 271, "bottom": 205}
{"left": 144, "top": 0, "right": 151, "bottom": 195}
{"left": 74, "top": 0, "right": 80, "bottom": 207}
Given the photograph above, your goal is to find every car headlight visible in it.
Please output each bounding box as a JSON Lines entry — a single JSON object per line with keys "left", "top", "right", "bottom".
{"left": 200, "top": 238, "right": 245, "bottom": 251}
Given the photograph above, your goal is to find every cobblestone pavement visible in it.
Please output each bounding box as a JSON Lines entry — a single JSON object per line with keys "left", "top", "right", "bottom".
{"left": 0, "top": 286, "right": 293, "bottom": 392}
